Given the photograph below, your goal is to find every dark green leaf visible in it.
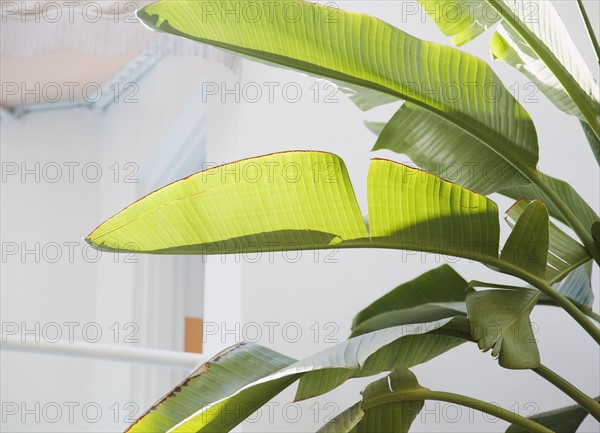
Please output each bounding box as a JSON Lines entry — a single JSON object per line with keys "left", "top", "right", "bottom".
{"left": 506, "top": 398, "right": 599, "bottom": 433}
{"left": 351, "top": 265, "right": 468, "bottom": 336}
{"left": 138, "top": 0, "right": 539, "bottom": 183}
{"left": 501, "top": 172, "right": 599, "bottom": 233}
{"left": 506, "top": 199, "right": 590, "bottom": 283}
{"left": 501, "top": 200, "right": 549, "bottom": 277}
{"left": 467, "top": 288, "right": 540, "bottom": 369}
{"left": 371, "top": 102, "right": 528, "bottom": 195}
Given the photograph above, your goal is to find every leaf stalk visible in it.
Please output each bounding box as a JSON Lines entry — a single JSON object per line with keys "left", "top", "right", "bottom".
{"left": 487, "top": 0, "right": 600, "bottom": 140}
{"left": 362, "top": 389, "right": 553, "bottom": 433}
{"left": 533, "top": 364, "right": 600, "bottom": 421}
{"left": 534, "top": 177, "right": 600, "bottom": 265}
{"left": 575, "top": 0, "right": 600, "bottom": 66}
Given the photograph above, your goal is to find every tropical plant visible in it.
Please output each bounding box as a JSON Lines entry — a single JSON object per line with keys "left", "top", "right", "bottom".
{"left": 86, "top": 0, "right": 600, "bottom": 431}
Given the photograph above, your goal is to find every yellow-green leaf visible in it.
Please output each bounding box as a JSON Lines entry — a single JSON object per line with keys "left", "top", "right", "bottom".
{"left": 137, "top": 0, "right": 539, "bottom": 181}
{"left": 86, "top": 152, "right": 368, "bottom": 253}
{"left": 86, "top": 153, "right": 501, "bottom": 265}
{"left": 417, "top": 0, "right": 500, "bottom": 46}
{"left": 126, "top": 343, "right": 296, "bottom": 433}
{"left": 368, "top": 159, "right": 500, "bottom": 261}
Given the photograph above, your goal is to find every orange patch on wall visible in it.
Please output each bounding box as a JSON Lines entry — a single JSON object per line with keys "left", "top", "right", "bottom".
{"left": 184, "top": 317, "right": 203, "bottom": 353}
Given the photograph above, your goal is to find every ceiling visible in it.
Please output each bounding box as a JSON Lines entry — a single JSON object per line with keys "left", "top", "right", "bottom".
{"left": 1, "top": 51, "right": 141, "bottom": 107}
{"left": 0, "top": 0, "right": 152, "bottom": 107}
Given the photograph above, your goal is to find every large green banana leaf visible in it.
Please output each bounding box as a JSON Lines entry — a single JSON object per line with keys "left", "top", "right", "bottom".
{"left": 134, "top": 0, "right": 600, "bottom": 261}
{"left": 367, "top": 111, "right": 598, "bottom": 234}
{"left": 369, "top": 102, "right": 527, "bottom": 195}
{"left": 125, "top": 320, "right": 466, "bottom": 432}
{"left": 355, "top": 368, "right": 425, "bottom": 433}
{"left": 506, "top": 199, "right": 591, "bottom": 283}
{"left": 295, "top": 318, "right": 469, "bottom": 401}
{"left": 165, "top": 318, "right": 468, "bottom": 432}
{"left": 417, "top": 0, "right": 500, "bottom": 46}
{"left": 505, "top": 199, "right": 594, "bottom": 312}
{"left": 350, "top": 263, "right": 596, "bottom": 344}
{"left": 351, "top": 264, "right": 468, "bottom": 337}
{"left": 490, "top": 24, "right": 598, "bottom": 123}
{"left": 350, "top": 303, "right": 468, "bottom": 338}
{"left": 551, "top": 262, "right": 594, "bottom": 308}
{"left": 86, "top": 152, "right": 501, "bottom": 263}
{"left": 317, "top": 368, "right": 428, "bottom": 433}
{"left": 317, "top": 402, "right": 363, "bottom": 433}
{"left": 137, "top": 0, "right": 539, "bottom": 182}
{"left": 467, "top": 287, "right": 541, "bottom": 369}
{"left": 501, "top": 172, "right": 600, "bottom": 238}
{"left": 87, "top": 152, "right": 367, "bottom": 253}
{"left": 418, "top": 0, "right": 600, "bottom": 141}
{"left": 594, "top": 221, "right": 600, "bottom": 247}
{"left": 501, "top": 200, "right": 549, "bottom": 278}
{"left": 489, "top": 1, "right": 600, "bottom": 134}
{"left": 317, "top": 368, "right": 426, "bottom": 433}
{"left": 505, "top": 398, "right": 599, "bottom": 433}
{"left": 367, "top": 158, "right": 500, "bottom": 260}
{"left": 581, "top": 121, "right": 600, "bottom": 165}
{"left": 467, "top": 201, "right": 548, "bottom": 369}
{"left": 126, "top": 343, "right": 295, "bottom": 433}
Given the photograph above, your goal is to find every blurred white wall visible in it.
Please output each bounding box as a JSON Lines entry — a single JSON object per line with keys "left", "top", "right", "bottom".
{"left": 1, "top": 54, "right": 242, "bottom": 432}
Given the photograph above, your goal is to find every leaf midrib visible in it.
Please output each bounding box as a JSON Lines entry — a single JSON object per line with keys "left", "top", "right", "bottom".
{"left": 500, "top": 291, "right": 541, "bottom": 339}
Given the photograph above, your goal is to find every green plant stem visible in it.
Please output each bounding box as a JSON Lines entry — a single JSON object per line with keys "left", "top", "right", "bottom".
{"left": 542, "top": 297, "right": 600, "bottom": 323}
{"left": 362, "top": 390, "right": 553, "bottom": 433}
{"left": 535, "top": 178, "right": 600, "bottom": 265}
{"left": 585, "top": 309, "right": 600, "bottom": 323}
{"left": 575, "top": 0, "right": 600, "bottom": 66}
{"left": 533, "top": 364, "right": 600, "bottom": 421}
{"left": 469, "top": 278, "right": 600, "bottom": 324}
{"left": 490, "top": 259, "right": 600, "bottom": 344}
{"left": 486, "top": 0, "right": 600, "bottom": 140}
{"left": 367, "top": 244, "right": 597, "bottom": 341}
